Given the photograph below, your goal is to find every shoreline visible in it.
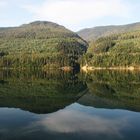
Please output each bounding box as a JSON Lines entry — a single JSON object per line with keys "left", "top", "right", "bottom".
{"left": 0, "top": 66, "right": 140, "bottom": 72}
{"left": 81, "top": 65, "right": 140, "bottom": 71}
{"left": 0, "top": 66, "right": 74, "bottom": 71}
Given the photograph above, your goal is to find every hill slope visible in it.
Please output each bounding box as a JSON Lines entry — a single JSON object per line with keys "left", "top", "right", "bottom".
{"left": 81, "top": 30, "right": 140, "bottom": 68}
{"left": 78, "top": 22, "right": 140, "bottom": 41}
{"left": 0, "top": 21, "right": 87, "bottom": 69}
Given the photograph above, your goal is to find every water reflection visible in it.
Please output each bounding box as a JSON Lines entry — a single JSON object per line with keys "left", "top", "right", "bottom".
{"left": 79, "top": 70, "right": 140, "bottom": 112}
{"left": 0, "top": 70, "right": 87, "bottom": 113}
{"left": 0, "top": 104, "right": 140, "bottom": 140}
{"left": 0, "top": 70, "right": 140, "bottom": 140}
{"left": 0, "top": 70, "right": 140, "bottom": 112}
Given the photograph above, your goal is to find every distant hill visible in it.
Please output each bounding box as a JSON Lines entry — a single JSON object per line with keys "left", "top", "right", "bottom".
{"left": 77, "top": 22, "right": 140, "bottom": 41}
{"left": 0, "top": 21, "right": 78, "bottom": 39}
{"left": 0, "top": 21, "right": 87, "bottom": 69}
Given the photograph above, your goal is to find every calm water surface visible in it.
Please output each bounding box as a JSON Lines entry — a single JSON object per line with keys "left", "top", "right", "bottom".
{"left": 0, "top": 70, "right": 140, "bottom": 140}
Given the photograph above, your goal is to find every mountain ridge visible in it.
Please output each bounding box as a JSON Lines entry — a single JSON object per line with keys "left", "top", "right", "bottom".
{"left": 77, "top": 22, "right": 140, "bottom": 41}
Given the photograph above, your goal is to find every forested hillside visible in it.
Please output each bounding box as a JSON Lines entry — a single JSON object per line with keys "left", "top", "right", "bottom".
{"left": 81, "top": 30, "right": 140, "bottom": 68}
{"left": 78, "top": 22, "right": 140, "bottom": 41}
{"left": 0, "top": 21, "right": 87, "bottom": 69}
{"left": 1, "top": 21, "right": 140, "bottom": 69}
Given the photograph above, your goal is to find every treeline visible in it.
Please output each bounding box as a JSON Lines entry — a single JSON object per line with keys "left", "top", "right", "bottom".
{"left": 0, "top": 38, "right": 86, "bottom": 69}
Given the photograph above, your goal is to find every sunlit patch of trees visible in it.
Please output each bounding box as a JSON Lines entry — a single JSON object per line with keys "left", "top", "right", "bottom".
{"left": 81, "top": 30, "right": 140, "bottom": 67}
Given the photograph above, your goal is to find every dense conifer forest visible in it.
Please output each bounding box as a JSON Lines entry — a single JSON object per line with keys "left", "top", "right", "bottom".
{"left": 0, "top": 21, "right": 140, "bottom": 69}
{"left": 0, "top": 21, "right": 87, "bottom": 69}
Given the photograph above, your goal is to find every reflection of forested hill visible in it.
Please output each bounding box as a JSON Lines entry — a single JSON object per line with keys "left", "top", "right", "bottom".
{"left": 0, "top": 70, "right": 140, "bottom": 113}
{"left": 78, "top": 71, "right": 140, "bottom": 112}
{"left": 0, "top": 70, "right": 87, "bottom": 114}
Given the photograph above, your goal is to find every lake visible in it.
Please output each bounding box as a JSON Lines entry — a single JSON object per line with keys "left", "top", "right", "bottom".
{"left": 0, "top": 70, "right": 140, "bottom": 140}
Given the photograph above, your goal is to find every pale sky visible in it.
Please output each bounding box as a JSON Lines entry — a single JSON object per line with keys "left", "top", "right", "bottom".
{"left": 0, "top": 0, "right": 140, "bottom": 31}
